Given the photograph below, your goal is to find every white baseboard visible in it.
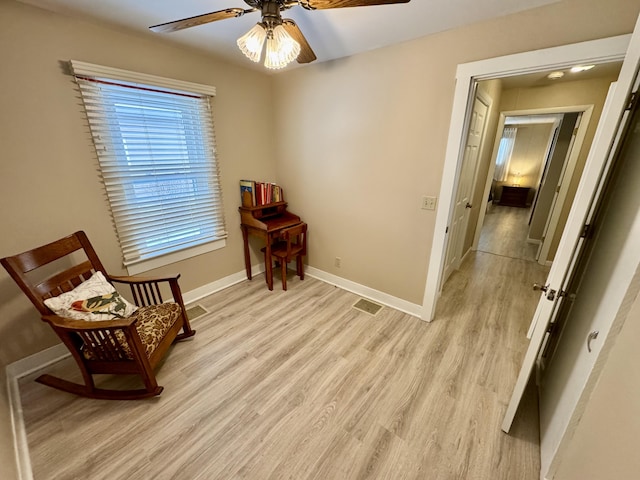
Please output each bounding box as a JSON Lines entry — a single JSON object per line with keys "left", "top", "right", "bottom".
{"left": 181, "top": 263, "right": 265, "bottom": 305}
{"left": 5, "top": 263, "right": 423, "bottom": 480}
{"left": 305, "top": 266, "right": 423, "bottom": 318}
{"left": 6, "top": 343, "right": 68, "bottom": 480}
{"left": 183, "top": 264, "right": 423, "bottom": 319}
{"left": 460, "top": 248, "right": 472, "bottom": 265}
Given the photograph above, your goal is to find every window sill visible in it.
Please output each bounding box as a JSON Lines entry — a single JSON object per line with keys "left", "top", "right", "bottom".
{"left": 125, "top": 238, "right": 226, "bottom": 275}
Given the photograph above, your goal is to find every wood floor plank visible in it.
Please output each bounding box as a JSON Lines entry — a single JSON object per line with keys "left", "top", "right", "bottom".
{"left": 478, "top": 205, "right": 539, "bottom": 261}
{"left": 19, "top": 250, "right": 544, "bottom": 479}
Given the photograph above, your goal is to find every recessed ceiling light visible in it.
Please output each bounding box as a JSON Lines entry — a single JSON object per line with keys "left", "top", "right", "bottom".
{"left": 547, "top": 71, "right": 565, "bottom": 80}
{"left": 570, "top": 65, "right": 595, "bottom": 73}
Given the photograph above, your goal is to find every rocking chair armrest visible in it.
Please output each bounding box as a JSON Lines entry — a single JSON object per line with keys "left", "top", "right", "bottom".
{"left": 108, "top": 273, "right": 186, "bottom": 309}
{"left": 41, "top": 314, "right": 138, "bottom": 331}
{"left": 108, "top": 274, "right": 181, "bottom": 285}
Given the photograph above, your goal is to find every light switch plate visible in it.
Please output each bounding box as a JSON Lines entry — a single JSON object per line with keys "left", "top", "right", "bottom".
{"left": 422, "top": 196, "right": 437, "bottom": 210}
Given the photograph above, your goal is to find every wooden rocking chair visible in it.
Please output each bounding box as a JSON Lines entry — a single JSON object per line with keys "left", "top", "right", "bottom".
{"left": 1, "top": 231, "right": 196, "bottom": 399}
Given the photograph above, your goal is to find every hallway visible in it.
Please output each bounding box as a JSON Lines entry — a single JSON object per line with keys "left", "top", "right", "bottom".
{"left": 438, "top": 201, "right": 552, "bottom": 477}
{"left": 477, "top": 205, "right": 539, "bottom": 262}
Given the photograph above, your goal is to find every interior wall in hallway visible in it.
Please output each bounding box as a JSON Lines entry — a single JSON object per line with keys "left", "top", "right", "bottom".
{"left": 529, "top": 113, "right": 579, "bottom": 241}
{"left": 494, "top": 123, "right": 554, "bottom": 205}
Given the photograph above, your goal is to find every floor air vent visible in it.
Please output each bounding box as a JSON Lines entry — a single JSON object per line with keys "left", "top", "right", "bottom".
{"left": 352, "top": 298, "right": 383, "bottom": 316}
{"left": 186, "top": 304, "right": 208, "bottom": 321}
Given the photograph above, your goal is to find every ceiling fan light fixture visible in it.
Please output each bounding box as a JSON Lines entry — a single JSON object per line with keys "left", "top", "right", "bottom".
{"left": 264, "top": 25, "right": 301, "bottom": 70}
{"left": 237, "top": 23, "right": 267, "bottom": 63}
{"left": 547, "top": 71, "right": 565, "bottom": 80}
{"left": 570, "top": 64, "right": 595, "bottom": 73}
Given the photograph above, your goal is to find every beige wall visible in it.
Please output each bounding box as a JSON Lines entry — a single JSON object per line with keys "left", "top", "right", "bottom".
{"left": 0, "top": 3, "right": 277, "bottom": 478}
{"left": 495, "top": 123, "right": 554, "bottom": 202}
{"left": 0, "top": 0, "right": 277, "bottom": 363}
{"left": 273, "top": 0, "right": 638, "bottom": 304}
{"left": 504, "top": 123, "right": 553, "bottom": 189}
{"left": 553, "top": 286, "right": 640, "bottom": 480}
{"left": 529, "top": 115, "right": 576, "bottom": 241}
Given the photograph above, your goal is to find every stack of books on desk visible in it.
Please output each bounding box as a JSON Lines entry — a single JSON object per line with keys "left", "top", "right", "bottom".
{"left": 239, "top": 180, "right": 284, "bottom": 207}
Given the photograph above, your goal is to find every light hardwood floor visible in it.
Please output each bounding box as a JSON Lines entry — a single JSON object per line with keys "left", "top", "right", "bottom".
{"left": 477, "top": 205, "right": 539, "bottom": 262}
{"left": 19, "top": 254, "right": 546, "bottom": 480}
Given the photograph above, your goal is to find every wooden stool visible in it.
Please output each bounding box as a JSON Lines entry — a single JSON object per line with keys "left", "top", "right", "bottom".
{"left": 268, "top": 223, "right": 307, "bottom": 291}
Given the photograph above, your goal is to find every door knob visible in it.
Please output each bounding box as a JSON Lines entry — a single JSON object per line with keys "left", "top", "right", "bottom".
{"left": 533, "top": 283, "right": 548, "bottom": 292}
{"left": 533, "top": 283, "right": 557, "bottom": 300}
{"left": 587, "top": 330, "right": 599, "bottom": 352}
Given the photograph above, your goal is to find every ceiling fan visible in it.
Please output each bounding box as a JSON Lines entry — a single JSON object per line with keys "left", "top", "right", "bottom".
{"left": 150, "top": 0, "right": 411, "bottom": 69}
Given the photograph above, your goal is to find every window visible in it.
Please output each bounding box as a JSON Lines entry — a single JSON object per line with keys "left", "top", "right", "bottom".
{"left": 494, "top": 127, "right": 518, "bottom": 182}
{"left": 71, "top": 61, "right": 226, "bottom": 274}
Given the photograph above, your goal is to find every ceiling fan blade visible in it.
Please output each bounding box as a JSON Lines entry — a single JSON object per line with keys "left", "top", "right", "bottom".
{"left": 150, "top": 8, "right": 252, "bottom": 33}
{"left": 282, "top": 19, "right": 317, "bottom": 64}
{"left": 301, "top": 0, "right": 410, "bottom": 9}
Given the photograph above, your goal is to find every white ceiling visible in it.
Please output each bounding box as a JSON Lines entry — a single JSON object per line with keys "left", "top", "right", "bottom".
{"left": 499, "top": 61, "right": 623, "bottom": 89}
{"left": 19, "top": 0, "right": 561, "bottom": 71}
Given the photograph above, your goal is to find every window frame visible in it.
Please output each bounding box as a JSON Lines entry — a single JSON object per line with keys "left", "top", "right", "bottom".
{"left": 70, "top": 60, "right": 226, "bottom": 275}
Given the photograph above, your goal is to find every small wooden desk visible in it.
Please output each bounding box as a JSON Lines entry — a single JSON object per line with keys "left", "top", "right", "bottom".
{"left": 239, "top": 202, "right": 302, "bottom": 290}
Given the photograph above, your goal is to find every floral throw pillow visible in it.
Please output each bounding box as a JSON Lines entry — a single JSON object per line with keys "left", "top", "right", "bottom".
{"left": 44, "top": 271, "right": 137, "bottom": 321}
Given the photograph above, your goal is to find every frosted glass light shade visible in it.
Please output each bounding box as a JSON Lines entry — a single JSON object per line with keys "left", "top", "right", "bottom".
{"left": 264, "top": 25, "right": 301, "bottom": 70}
{"left": 237, "top": 24, "right": 267, "bottom": 63}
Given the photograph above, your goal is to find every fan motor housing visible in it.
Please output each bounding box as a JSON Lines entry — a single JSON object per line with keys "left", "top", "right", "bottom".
{"left": 263, "top": 1, "right": 282, "bottom": 27}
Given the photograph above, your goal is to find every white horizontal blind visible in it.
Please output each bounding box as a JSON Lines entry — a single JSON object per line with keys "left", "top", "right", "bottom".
{"left": 72, "top": 63, "right": 226, "bottom": 267}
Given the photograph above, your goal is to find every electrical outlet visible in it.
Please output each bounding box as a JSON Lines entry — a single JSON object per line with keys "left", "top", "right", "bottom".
{"left": 422, "top": 196, "right": 437, "bottom": 210}
{"left": 334, "top": 257, "right": 342, "bottom": 268}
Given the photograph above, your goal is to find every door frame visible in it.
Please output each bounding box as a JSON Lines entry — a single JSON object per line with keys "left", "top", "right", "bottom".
{"left": 536, "top": 109, "right": 590, "bottom": 265}
{"left": 471, "top": 105, "right": 594, "bottom": 261}
{"left": 421, "top": 34, "right": 631, "bottom": 321}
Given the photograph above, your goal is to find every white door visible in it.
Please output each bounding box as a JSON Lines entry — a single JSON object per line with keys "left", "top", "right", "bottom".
{"left": 443, "top": 95, "right": 489, "bottom": 281}
{"left": 539, "top": 93, "right": 640, "bottom": 478}
{"left": 502, "top": 14, "right": 640, "bottom": 434}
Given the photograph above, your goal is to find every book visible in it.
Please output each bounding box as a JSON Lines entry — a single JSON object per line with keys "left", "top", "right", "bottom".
{"left": 241, "top": 179, "right": 285, "bottom": 206}
{"left": 273, "top": 184, "right": 283, "bottom": 202}
{"left": 239, "top": 180, "right": 256, "bottom": 207}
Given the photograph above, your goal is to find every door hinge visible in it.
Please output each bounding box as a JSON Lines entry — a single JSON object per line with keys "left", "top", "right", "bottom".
{"left": 580, "top": 224, "right": 592, "bottom": 239}
{"left": 625, "top": 91, "right": 638, "bottom": 111}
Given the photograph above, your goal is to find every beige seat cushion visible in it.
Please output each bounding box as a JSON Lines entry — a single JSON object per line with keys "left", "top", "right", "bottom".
{"left": 83, "top": 303, "right": 182, "bottom": 360}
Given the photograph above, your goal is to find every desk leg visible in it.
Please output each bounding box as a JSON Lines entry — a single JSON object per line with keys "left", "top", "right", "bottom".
{"left": 265, "top": 239, "right": 274, "bottom": 291}
{"left": 241, "top": 227, "right": 252, "bottom": 280}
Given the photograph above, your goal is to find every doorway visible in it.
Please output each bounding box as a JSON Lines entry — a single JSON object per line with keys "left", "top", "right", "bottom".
{"left": 423, "top": 22, "right": 640, "bottom": 480}
{"left": 477, "top": 113, "right": 561, "bottom": 263}
{"left": 443, "top": 91, "right": 491, "bottom": 282}
{"left": 474, "top": 108, "right": 589, "bottom": 267}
